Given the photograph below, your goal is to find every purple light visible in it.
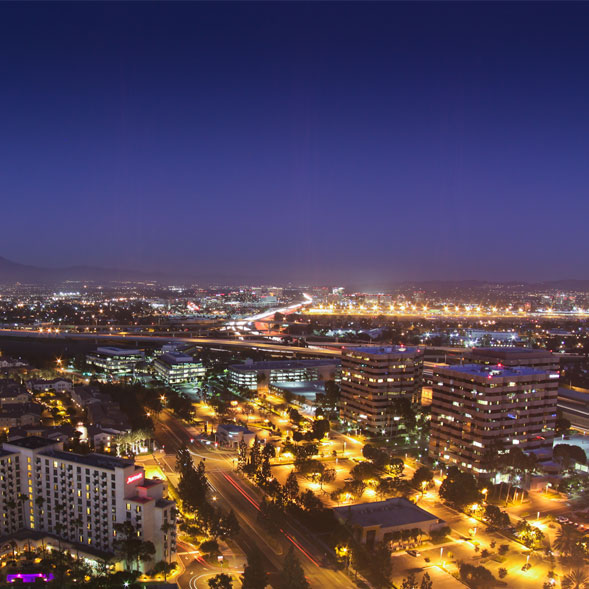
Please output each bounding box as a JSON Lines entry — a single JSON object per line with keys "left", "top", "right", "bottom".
{"left": 7, "top": 573, "right": 55, "bottom": 583}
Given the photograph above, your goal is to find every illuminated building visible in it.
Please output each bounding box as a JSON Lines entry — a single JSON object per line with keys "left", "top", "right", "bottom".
{"left": 153, "top": 352, "right": 205, "bottom": 385}
{"left": 340, "top": 346, "right": 424, "bottom": 436}
{"left": 469, "top": 346, "right": 560, "bottom": 373}
{"left": 333, "top": 497, "right": 445, "bottom": 544}
{"left": 86, "top": 347, "right": 145, "bottom": 378}
{"left": 429, "top": 364, "right": 557, "bottom": 472}
{"left": 228, "top": 359, "right": 339, "bottom": 391}
{"left": 0, "top": 437, "right": 176, "bottom": 566}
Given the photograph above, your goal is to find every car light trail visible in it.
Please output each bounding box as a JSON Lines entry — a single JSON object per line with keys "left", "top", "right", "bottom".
{"left": 222, "top": 474, "right": 320, "bottom": 567}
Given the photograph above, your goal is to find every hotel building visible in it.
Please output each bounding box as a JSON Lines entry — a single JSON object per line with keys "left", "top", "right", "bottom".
{"left": 340, "top": 346, "right": 424, "bottom": 436}
{"left": 429, "top": 364, "right": 557, "bottom": 472}
{"left": 0, "top": 437, "right": 176, "bottom": 566}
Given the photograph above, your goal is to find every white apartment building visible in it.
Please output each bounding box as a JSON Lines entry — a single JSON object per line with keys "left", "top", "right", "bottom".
{"left": 0, "top": 437, "right": 176, "bottom": 567}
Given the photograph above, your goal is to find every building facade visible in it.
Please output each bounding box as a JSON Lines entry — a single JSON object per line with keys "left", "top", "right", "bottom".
{"left": 153, "top": 353, "right": 205, "bottom": 385}
{"left": 0, "top": 437, "right": 176, "bottom": 566}
{"left": 340, "top": 346, "right": 424, "bottom": 436}
{"left": 86, "top": 347, "right": 145, "bottom": 378}
{"left": 333, "top": 497, "right": 445, "bottom": 544}
{"left": 228, "top": 359, "right": 339, "bottom": 391}
{"left": 429, "top": 364, "right": 557, "bottom": 473}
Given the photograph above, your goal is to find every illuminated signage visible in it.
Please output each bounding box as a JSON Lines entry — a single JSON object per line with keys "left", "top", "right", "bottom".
{"left": 126, "top": 472, "right": 144, "bottom": 485}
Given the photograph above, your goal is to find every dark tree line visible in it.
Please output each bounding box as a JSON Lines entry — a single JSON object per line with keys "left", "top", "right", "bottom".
{"left": 176, "top": 447, "right": 239, "bottom": 541}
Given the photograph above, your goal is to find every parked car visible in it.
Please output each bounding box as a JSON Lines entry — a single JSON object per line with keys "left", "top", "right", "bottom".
{"left": 406, "top": 550, "right": 421, "bottom": 557}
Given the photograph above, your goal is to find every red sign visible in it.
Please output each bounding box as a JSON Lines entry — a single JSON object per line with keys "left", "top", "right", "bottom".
{"left": 126, "top": 472, "right": 144, "bottom": 485}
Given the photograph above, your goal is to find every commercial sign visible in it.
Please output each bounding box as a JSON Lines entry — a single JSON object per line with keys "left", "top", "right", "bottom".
{"left": 126, "top": 471, "right": 144, "bottom": 485}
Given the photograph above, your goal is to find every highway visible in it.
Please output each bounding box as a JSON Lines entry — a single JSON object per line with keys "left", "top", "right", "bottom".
{"left": 0, "top": 328, "right": 342, "bottom": 357}
{"left": 153, "top": 411, "right": 355, "bottom": 589}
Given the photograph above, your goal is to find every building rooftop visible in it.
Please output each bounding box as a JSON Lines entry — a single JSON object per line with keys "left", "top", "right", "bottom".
{"left": 3, "top": 436, "right": 59, "bottom": 450}
{"left": 558, "top": 387, "right": 589, "bottom": 404}
{"left": 229, "top": 359, "right": 338, "bottom": 371}
{"left": 217, "top": 424, "right": 252, "bottom": 434}
{"left": 343, "top": 345, "right": 422, "bottom": 356}
{"left": 157, "top": 353, "right": 199, "bottom": 365}
{"left": 471, "top": 347, "right": 556, "bottom": 360}
{"left": 437, "top": 363, "right": 548, "bottom": 378}
{"left": 40, "top": 449, "right": 134, "bottom": 471}
{"left": 333, "top": 497, "right": 441, "bottom": 528}
{"left": 94, "top": 347, "right": 143, "bottom": 356}
{"left": 270, "top": 380, "right": 325, "bottom": 398}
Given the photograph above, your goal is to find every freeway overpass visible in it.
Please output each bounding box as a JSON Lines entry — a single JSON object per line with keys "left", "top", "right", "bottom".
{"left": 0, "top": 328, "right": 342, "bottom": 357}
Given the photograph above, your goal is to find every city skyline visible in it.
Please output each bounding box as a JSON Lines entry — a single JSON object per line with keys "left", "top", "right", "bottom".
{"left": 2, "top": 2, "right": 589, "bottom": 283}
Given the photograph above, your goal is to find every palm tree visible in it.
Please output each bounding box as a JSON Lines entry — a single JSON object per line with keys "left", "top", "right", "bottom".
{"left": 160, "top": 521, "right": 174, "bottom": 563}
{"left": 562, "top": 569, "right": 589, "bottom": 589}
{"left": 555, "top": 524, "right": 582, "bottom": 559}
{"left": 72, "top": 517, "right": 84, "bottom": 558}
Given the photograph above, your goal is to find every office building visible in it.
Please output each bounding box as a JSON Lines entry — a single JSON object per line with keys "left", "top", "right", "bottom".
{"left": 86, "top": 347, "right": 145, "bottom": 378}
{"left": 429, "top": 364, "right": 557, "bottom": 472}
{"left": 470, "top": 347, "right": 560, "bottom": 374}
{"left": 153, "top": 353, "right": 205, "bottom": 385}
{"left": 340, "top": 346, "right": 424, "bottom": 436}
{"left": 0, "top": 437, "right": 176, "bottom": 567}
{"left": 228, "top": 359, "right": 339, "bottom": 391}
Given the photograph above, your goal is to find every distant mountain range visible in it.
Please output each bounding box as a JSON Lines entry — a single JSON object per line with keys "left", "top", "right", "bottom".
{"left": 2, "top": 255, "right": 589, "bottom": 290}
{"left": 0, "top": 256, "right": 161, "bottom": 285}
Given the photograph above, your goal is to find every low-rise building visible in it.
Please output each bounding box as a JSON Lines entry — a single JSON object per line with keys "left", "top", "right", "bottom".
{"left": 269, "top": 380, "right": 325, "bottom": 405}
{"left": 215, "top": 424, "right": 256, "bottom": 447}
{"left": 228, "top": 359, "right": 339, "bottom": 391}
{"left": 0, "top": 403, "right": 43, "bottom": 428}
{"left": 557, "top": 387, "right": 589, "bottom": 433}
{"left": 86, "top": 347, "right": 145, "bottom": 378}
{"left": 0, "top": 381, "right": 32, "bottom": 406}
{"left": 27, "top": 378, "right": 73, "bottom": 394}
{"left": 153, "top": 353, "right": 205, "bottom": 385}
{"left": 333, "top": 497, "right": 445, "bottom": 544}
{"left": 7, "top": 424, "right": 76, "bottom": 443}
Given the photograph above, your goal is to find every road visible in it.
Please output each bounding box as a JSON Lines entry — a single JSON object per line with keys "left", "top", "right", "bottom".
{"left": 152, "top": 411, "right": 356, "bottom": 589}
{"left": 0, "top": 328, "right": 341, "bottom": 357}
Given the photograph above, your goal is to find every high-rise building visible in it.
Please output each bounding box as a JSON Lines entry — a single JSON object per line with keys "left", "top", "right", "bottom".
{"left": 340, "top": 346, "right": 424, "bottom": 436}
{"left": 0, "top": 437, "right": 176, "bottom": 567}
{"left": 429, "top": 364, "right": 557, "bottom": 473}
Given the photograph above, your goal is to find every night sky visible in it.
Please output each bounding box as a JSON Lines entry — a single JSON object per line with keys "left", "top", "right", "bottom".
{"left": 1, "top": 2, "right": 589, "bottom": 285}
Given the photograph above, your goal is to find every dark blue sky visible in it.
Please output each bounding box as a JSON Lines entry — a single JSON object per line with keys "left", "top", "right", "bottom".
{"left": 1, "top": 2, "right": 589, "bottom": 284}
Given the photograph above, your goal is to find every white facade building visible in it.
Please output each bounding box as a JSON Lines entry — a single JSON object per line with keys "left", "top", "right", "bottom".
{"left": 153, "top": 353, "right": 205, "bottom": 385}
{"left": 86, "top": 347, "right": 145, "bottom": 377}
{"left": 0, "top": 437, "right": 176, "bottom": 566}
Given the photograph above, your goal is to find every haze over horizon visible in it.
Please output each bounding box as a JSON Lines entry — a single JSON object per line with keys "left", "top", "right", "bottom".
{"left": 2, "top": 2, "right": 589, "bottom": 284}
